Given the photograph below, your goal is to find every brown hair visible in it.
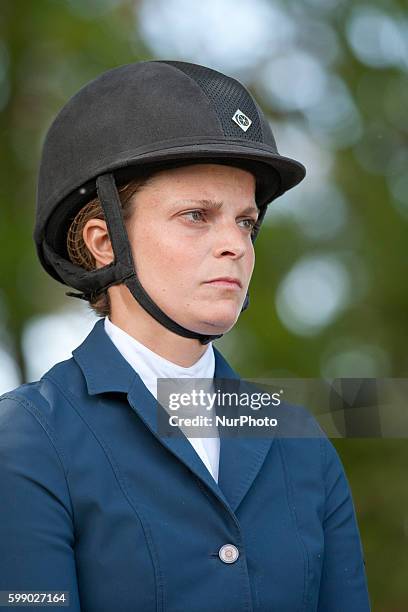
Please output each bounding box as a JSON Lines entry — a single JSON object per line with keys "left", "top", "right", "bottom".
{"left": 66, "top": 174, "right": 153, "bottom": 317}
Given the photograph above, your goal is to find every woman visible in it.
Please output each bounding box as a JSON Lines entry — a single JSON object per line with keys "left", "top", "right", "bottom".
{"left": 0, "top": 60, "right": 371, "bottom": 611}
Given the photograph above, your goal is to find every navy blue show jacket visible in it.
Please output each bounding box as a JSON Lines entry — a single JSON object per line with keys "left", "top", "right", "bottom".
{"left": 0, "top": 319, "right": 371, "bottom": 611}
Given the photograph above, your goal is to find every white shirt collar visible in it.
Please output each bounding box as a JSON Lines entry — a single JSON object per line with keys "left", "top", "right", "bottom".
{"left": 103, "top": 316, "right": 215, "bottom": 398}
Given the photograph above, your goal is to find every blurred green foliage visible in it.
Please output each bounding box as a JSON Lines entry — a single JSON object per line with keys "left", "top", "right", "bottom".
{"left": 0, "top": 0, "right": 407, "bottom": 609}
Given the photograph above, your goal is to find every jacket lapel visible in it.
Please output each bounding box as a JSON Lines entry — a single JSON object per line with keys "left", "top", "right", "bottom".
{"left": 211, "top": 349, "right": 275, "bottom": 512}
{"left": 72, "top": 319, "right": 274, "bottom": 514}
{"left": 126, "top": 366, "right": 233, "bottom": 510}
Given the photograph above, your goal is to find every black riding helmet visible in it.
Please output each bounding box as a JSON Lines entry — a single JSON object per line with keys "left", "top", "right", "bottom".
{"left": 34, "top": 60, "right": 306, "bottom": 344}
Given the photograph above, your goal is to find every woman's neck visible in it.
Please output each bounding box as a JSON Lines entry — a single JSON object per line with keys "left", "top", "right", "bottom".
{"left": 108, "top": 303, "right": 211, "bottom": 368}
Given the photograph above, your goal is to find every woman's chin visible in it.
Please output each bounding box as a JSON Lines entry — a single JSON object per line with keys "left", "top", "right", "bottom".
{"left": 163, "top": 297, "right": 243, "bottom": 335}
{"left": 190, "top": 305, "right": 241, "bottom": 334}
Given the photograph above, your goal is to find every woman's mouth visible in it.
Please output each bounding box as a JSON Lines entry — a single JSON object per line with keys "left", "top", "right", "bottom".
{"left": 204, "top": 277, "right": 242, "bottom": 289}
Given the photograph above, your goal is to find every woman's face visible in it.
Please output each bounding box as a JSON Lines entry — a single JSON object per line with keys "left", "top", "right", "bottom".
{"left": 127, "top": 163, "right": 258, "bottom": 335}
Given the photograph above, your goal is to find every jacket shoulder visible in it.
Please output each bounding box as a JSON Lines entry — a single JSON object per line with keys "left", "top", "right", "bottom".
{"left": 0, "top": 356, "right": 86, "bottom": 438}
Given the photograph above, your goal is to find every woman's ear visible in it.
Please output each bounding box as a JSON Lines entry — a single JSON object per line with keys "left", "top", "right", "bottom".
{"left": 82, "top": 218, "right": 114, "bottom": 268}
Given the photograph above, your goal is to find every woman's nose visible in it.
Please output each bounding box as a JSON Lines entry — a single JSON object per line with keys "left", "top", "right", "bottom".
{"left": 212, "top": 220, "right": 250, "bottom": 259}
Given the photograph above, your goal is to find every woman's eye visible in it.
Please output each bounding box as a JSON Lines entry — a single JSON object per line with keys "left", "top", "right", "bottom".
{"left": 183, "top": 210, "right": 206, "bottom": 223}
{"left": 181, "top": 211, "right": 257, "bottom": 229}
{"left": 239, "top": 218, "right": 257, "bottom": 230}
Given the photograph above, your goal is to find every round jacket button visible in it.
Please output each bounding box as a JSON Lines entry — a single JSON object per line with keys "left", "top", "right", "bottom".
{"left": 218, "top": 543, "right": 239, "bottom": 564}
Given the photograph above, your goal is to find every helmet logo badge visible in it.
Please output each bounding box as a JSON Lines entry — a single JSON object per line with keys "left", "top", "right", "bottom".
{"left": 232, "top": 109, "right": 252, "bottom": 132}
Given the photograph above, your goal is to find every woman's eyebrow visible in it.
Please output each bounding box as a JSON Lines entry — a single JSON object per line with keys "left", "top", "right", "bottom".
{"left": 172, "top": 198, "right": 259, "bottom": 216}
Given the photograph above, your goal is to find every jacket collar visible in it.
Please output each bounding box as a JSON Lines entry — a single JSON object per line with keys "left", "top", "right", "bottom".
{"left": 72, "top": 319, "right": 136, "bottom": 395}
{"left": 72, "top": 319, "right": 274, "bottom": 514}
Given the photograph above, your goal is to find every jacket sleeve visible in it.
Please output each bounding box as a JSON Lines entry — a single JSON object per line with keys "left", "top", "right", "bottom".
{"left": 0, "top": 395, "right": 81, "bottom": 611}
{"left": 317, "top": 437, "right": 371, "bottom": 611}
